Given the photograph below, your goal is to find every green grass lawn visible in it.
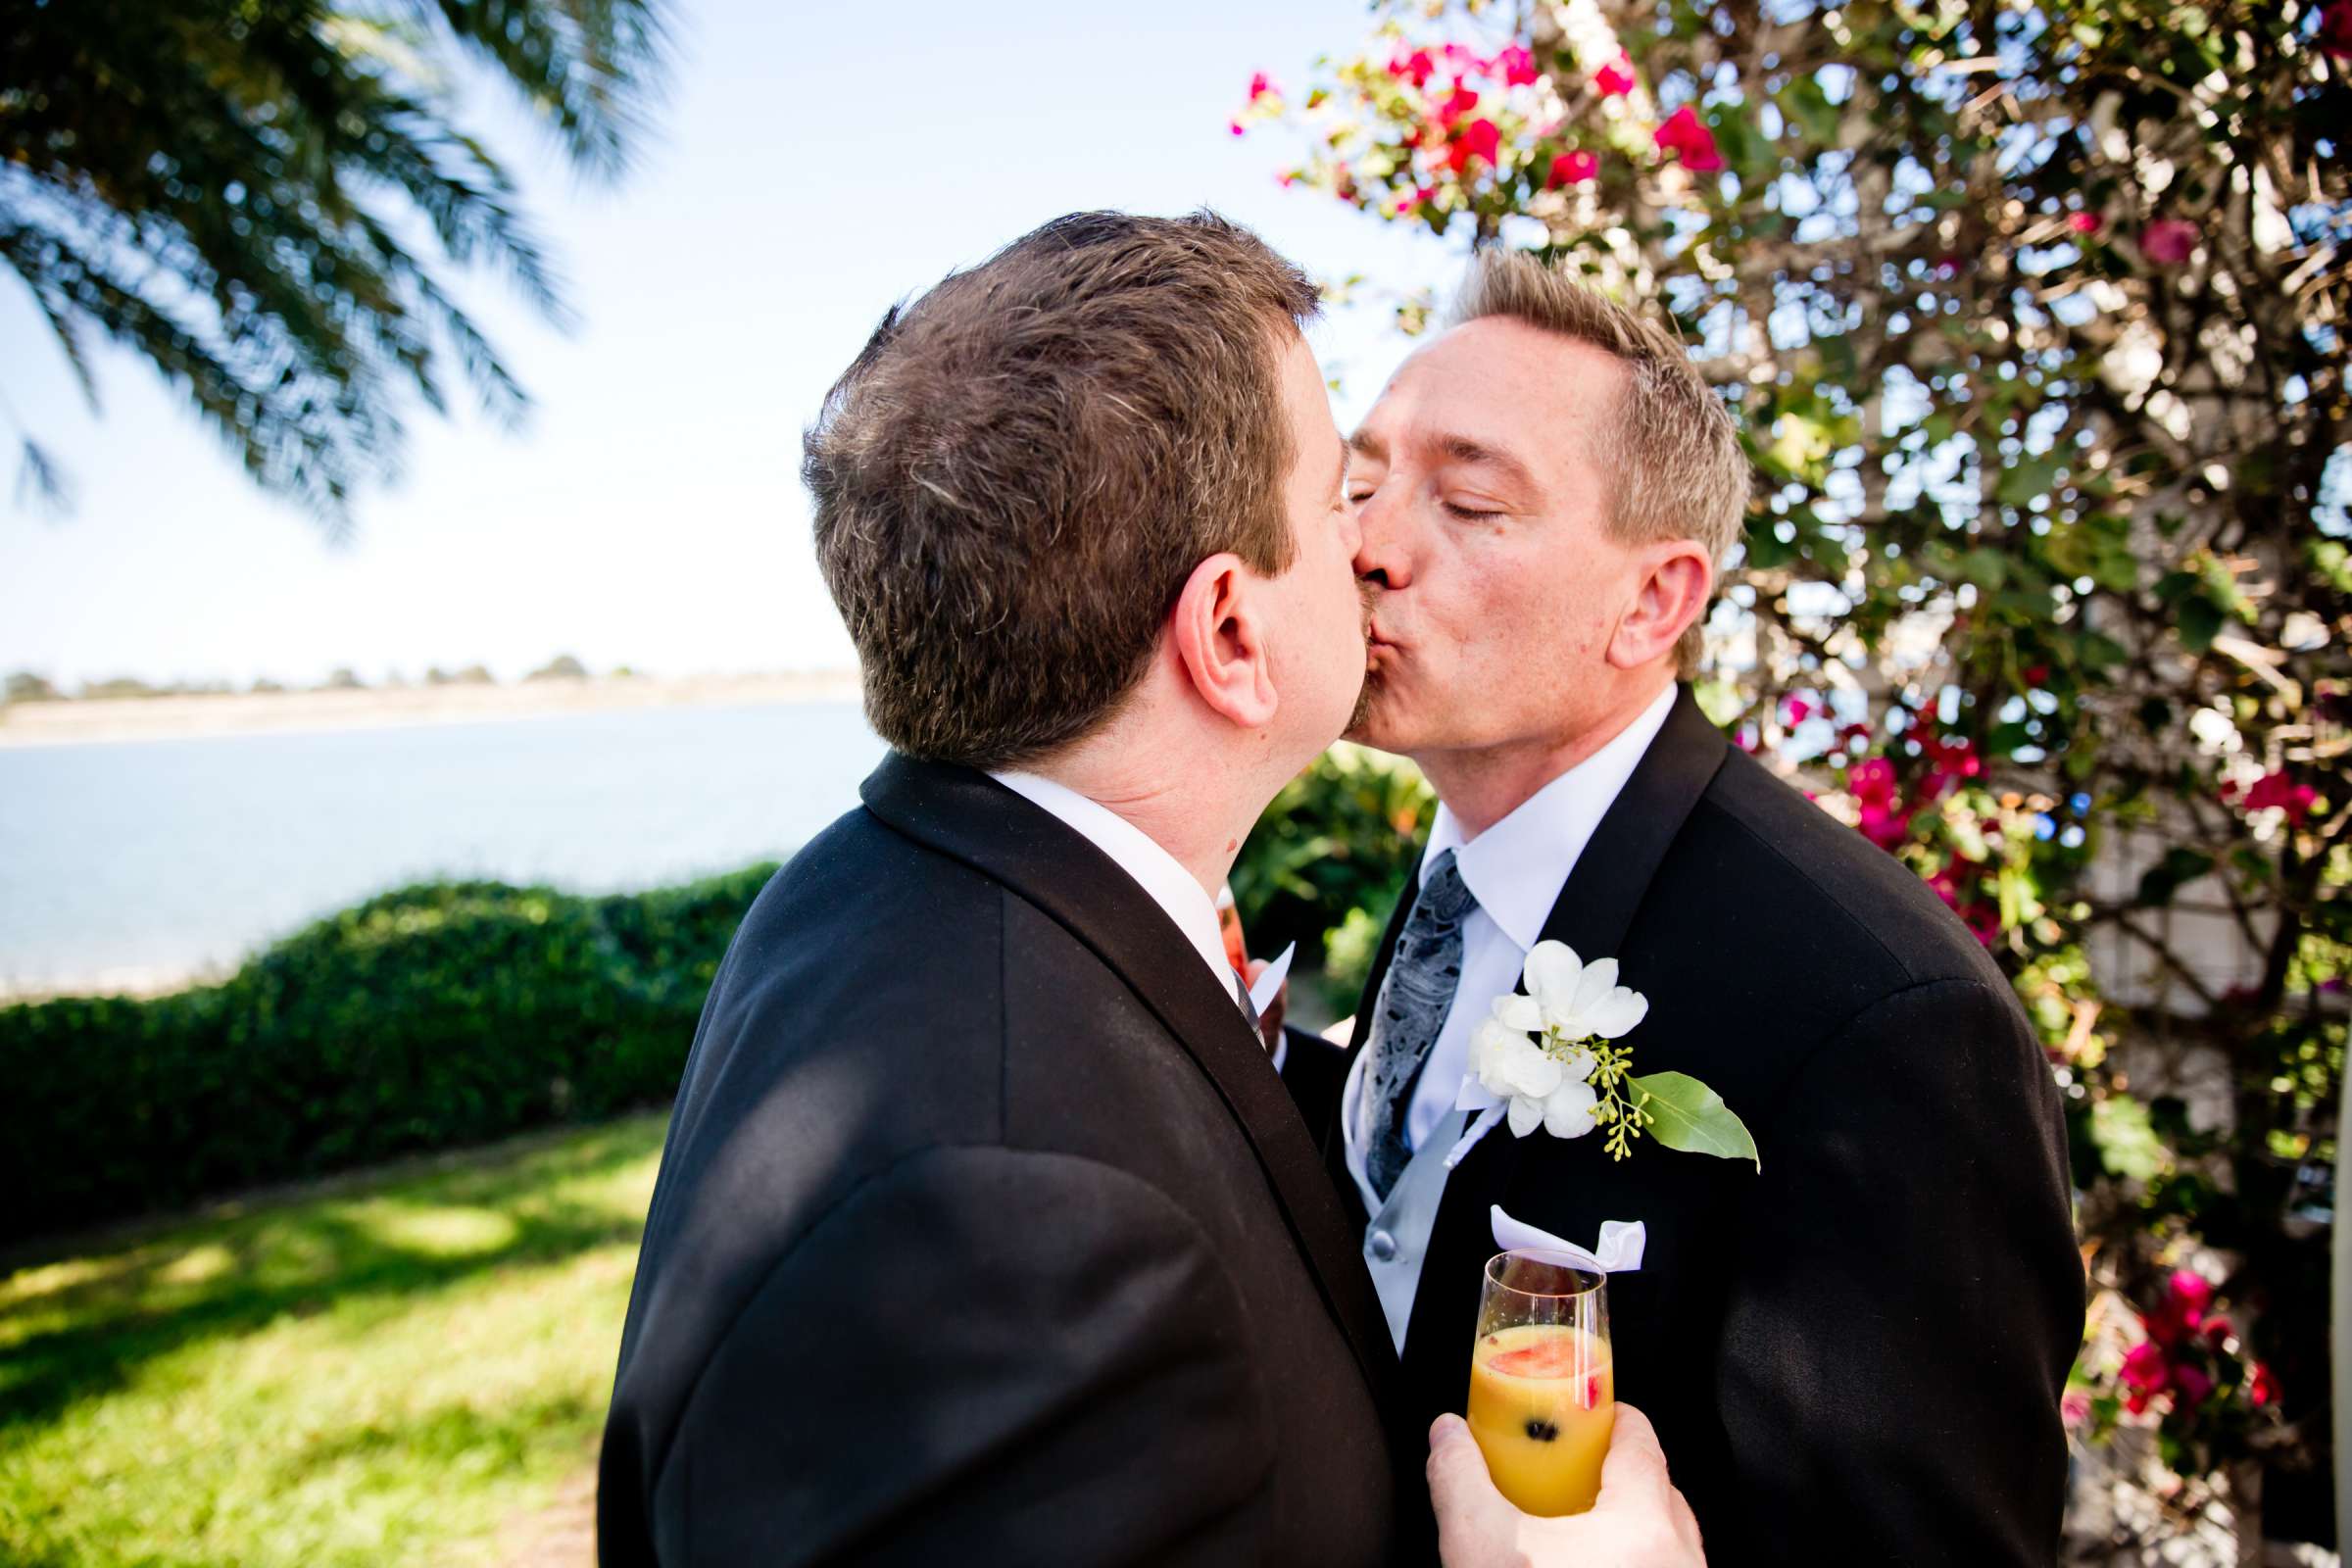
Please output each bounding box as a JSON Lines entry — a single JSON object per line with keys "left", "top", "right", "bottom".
{"left": 0, "top": 1112, "right": 668, "bottom": 1568}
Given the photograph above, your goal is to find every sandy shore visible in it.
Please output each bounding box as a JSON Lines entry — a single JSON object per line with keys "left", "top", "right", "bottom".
{"left": 0, "top": 670, "right": 862, "bottom": 750}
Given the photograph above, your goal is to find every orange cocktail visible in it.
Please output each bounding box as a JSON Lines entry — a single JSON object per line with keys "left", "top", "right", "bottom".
{"left": 1466, "top": 1250, "right": 1613, "bottom": 1516}
{"left": 1466, "top": 1322, "right": 1614, "bottom": 1514}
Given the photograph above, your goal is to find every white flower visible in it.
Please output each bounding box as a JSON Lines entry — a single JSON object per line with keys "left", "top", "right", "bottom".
{"left": 1451, "top": 940, "right": 1650, "bottom": 1162}
{"left": 1470, "top": 1010, "right": 1602, "bottom": 1143}
{"left": 1522, "top": 941, "right": 1649, "bottom": 1041}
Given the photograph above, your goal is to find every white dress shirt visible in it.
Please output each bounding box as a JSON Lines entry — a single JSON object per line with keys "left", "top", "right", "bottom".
{"left": 989, "top": 770, "right": 1242, "bottom": 1004}
{"left": 1341, "top": 682, "right": 1679, "bottom": 1220}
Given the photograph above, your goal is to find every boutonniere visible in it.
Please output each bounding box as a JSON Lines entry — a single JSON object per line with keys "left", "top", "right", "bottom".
{"left": 1446, "top": 940, "right": 1758, "bottom": 1171}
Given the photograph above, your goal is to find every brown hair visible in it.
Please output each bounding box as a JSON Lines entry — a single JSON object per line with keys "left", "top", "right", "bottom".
{"left": 804, "top": 211, "right": 1321, "bottom": 769}
{"left": 1447, "top": 251, "right": 1749, "bottom": 676}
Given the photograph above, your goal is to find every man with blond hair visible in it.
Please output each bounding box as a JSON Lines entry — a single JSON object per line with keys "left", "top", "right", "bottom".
{"left": 1294, "top": 251, "right": 2082, "bottom": 1562}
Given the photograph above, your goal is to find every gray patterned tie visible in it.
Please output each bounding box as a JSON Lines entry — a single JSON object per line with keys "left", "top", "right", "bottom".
{"left": 1360, "top": 848, "right": 1479, "bottom": 1202}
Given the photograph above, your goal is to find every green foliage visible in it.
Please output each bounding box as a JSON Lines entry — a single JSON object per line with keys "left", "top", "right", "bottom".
{"left": 1248, "top": 0, "right": 2351, "bottom": 1506}
{"left": 0, "top": 0, "right": 670, "bottom": 520}
{"left": 1232, "top": 743, "right": 1434, "bottom": 1009}
{"left": 0, "top": 867, "right": 768, "bottom": 1247}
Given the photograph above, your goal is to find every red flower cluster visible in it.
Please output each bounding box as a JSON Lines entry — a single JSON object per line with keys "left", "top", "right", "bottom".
{"left": 2141, "top": 219, "right": 2199, "bottom": 266}
{"left": 2221, "top": 768, "right": 2319, "bottom": 824}
{"left": 2118, "top": 1271, "right": 2277, "bottom": 1420}
{"left": 1846, "top": 758, "right": 1908, "bottom": 850}
{"left": 2068, "top": 212, "right": 2101, "bottom": 235}
{"left": 1546, "top": 149, "right": 1598, "bottom": 188}
{"left": 1594, "top": 55, "right": 1637, "bottom": 97}
{"left": 1494, "top": 45, "right": 1539, "bottom": 87}
{"left": 1653, "top": 105, "right": 1723, "bottom": 172}
{"left": 1448, "top": 118, "right": 1501, "bottom": 172}
{"left": 1387, "top": 42, "right": 1540, "bottom": 88}
{"left": 2323, "top": 0, "right": 2352, "bottom": 57}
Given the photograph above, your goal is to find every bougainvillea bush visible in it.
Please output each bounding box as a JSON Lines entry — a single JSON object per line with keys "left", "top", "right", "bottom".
{"left": 1239, "top": 0, "right": 2347, "bottom": 1548}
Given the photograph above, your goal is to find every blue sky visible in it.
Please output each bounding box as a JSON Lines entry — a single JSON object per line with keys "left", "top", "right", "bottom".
{"left": 0, "top": 0, "right": 1473, "bottom": 686}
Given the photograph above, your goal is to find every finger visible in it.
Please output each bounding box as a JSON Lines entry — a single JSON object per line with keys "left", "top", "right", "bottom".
{"left": 1593, "top": 1401, "right": 1675, "bottom": 1510}
{"left": 1425, "top": 1415, "right": 1513, "bottom": 1563}
{"left": 1668, "top": 1484, "right": 1705, "bottom": 1558}
{"left": 1425, "top": 1413, "right": 1503, "bottom": 1513}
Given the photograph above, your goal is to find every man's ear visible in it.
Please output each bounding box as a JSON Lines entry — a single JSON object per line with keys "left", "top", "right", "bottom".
{"left": 1607, "top": 540, "right": 1713, "bottom": 671}
{"left": 1170, "top": 552, "right": 1280, "bottom": 730}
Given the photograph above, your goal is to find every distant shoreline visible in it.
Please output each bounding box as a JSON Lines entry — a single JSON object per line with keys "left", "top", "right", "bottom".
{"left": 0, "top": 669, "right": 862, "bottom": 750}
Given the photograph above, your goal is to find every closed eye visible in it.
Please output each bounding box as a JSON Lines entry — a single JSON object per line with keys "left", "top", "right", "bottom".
{"left": 1442, "top": 500, "right": 1503, "bottom": 520}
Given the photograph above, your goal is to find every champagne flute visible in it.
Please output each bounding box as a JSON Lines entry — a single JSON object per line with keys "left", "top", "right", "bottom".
{"left": 1465, "top": 1249, "right": 1613, "bottom": 1515}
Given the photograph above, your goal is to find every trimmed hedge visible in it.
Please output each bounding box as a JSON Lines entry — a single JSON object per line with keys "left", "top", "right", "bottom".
{"left": 0, "top": 865, "right": 775, "bottom": 1246}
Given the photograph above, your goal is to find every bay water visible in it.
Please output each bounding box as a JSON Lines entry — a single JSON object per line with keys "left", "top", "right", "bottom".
{"left": 0, "top": 701, "right": 888, "bottom": 995}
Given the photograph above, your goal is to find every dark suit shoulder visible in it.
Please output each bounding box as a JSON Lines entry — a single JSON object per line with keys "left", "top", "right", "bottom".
{"left": 630, "top": 808, "right": 1012, "bottom": 1344}
{"left": 1684, "top": 747, "right": 2009, "bottom": 997}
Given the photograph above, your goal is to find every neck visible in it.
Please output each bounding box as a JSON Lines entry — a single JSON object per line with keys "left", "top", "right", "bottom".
{"left": 1417, "top": 674, "right": 1674, "bottom": 839}
{"left": 1022, "top": 708, "right": 1278, "bottom": 899}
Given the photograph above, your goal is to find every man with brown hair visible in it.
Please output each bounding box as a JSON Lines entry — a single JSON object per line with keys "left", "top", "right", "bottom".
{"left": 1288, "top": 249, "right": 2082, "bottom": 1562}
{"left": 595, "top": 210, "right": 1412, "bottom": 1564}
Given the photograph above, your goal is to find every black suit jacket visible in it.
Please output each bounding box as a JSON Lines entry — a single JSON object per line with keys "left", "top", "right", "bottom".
{"left": 1306, "top": 688, "right": 2083, "bottom": 1564}
{"left": 600, "top": 757, "right": 1413, "bottom": 1566}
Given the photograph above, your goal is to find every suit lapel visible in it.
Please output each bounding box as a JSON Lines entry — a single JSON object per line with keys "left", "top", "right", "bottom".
{"left": 858, "top": 754, "right": 1403, "bottom": 1404}
{"left": 1396, "top": 685, "right": 1732, "bottom": 1412}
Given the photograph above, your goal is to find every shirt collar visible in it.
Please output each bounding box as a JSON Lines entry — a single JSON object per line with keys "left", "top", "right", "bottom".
{"left": 1422, "top": 682, "right": 1680, "bottom": 953}
{"left": 988, "top": 770, "right": 1235, "bottom": 992}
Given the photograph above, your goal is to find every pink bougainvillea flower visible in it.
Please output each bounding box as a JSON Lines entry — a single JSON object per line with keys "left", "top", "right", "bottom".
{"left": 1858, "top": 802, "right": 1911, "bottom": 851}
{"left": 1546, "top": 149, "right": 1599, "bottom": 188}
{"left": 1595, "top": 56, "right": 1638, "bottom": 96}
{"left": 1247, "top": 72, "right": 1277, "bottom": 102}
{"left": 2142, "top": 1270, "right": 2212, "bottom": 1347}
{"left": 2232, "top": 768, "right": 2320, "bottom": 824}
{"left": 2120, "top": 1341, "right": 2170, "bottom": 1395}
{"left": 2069, "top": 212, "right": 2101, "bottom": 235}
{"left": 2251, "top": 1362, "right": 2280, "bottom": 1407}
{"left": 1442, "top": 42, "right": 1485, "bottom": 73}
{"left": 1495, "top": 44, "right": 1540, "bottom": 86}
{"left": 2171, "top": 1363, "right": 2215, "bottom": 1411}
{"left": 1784, "top": 695, "right": 1815, "bottom": 724}
{"left": 1391, "top": 47, "right": 1438, "bottom": 87}
{"left": 1847, "top": 757, "right": 1897, "bottom": 807}
{"left": 1229, "top": 120, "right": 1247, "bottom": 137}
{"left": 1438, "top": 84, "right": 1482, "bottom": 124}
{"left": 2060, "top": 1391, "right": 2090, "bottom": 1428}
{"left": 1654, "top": 105, "right": 1723, "bottom": 172}
{"left": 1961, "top": 902, "right": 2001, "bottom": 945}
{"left": 2140, "top": 219, "right": 2199, "bottom": 266}
{"left": 1444, "top": 118, "right": 1500, "bottom": 172}
{"left": 1928, "top": 870, "right": 1963, "bottom": 910}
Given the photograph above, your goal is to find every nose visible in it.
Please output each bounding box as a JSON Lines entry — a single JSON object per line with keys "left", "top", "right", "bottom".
{"left": 1352, "top": 486, "right": 1411, "bottom": 592}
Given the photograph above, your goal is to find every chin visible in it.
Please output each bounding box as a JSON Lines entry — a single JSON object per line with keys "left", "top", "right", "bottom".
{"left": 1342, "top": 690, "right": 1412, "bottom": 754}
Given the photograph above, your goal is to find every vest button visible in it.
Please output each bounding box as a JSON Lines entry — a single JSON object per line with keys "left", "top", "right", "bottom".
{"left": 1368, "top": 1229, "right": 1398, "bottom": 1262}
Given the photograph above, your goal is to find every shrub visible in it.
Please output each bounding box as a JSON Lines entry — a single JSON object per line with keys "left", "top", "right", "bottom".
{"left": 0, "top": 865, "right": 774, "bottom": 1246}
{"left": 1232, "top": 743, "right": 1434, "bottom": 1011}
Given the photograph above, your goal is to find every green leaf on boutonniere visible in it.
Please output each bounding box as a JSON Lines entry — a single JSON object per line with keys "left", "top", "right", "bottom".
{"left": 1627, "top": 1072, "right": 1760, "bottom": 1171}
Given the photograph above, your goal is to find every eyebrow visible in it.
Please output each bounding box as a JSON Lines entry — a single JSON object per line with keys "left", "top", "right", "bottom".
{"left": 1346, "top": 427, "right": 1538, "bottom": 495}
{"left": 1329, "top": 440, "right": 1349, "bottom": 501}
{"left": 1434, "top": 433, "right": 1539, "bottom": 493}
